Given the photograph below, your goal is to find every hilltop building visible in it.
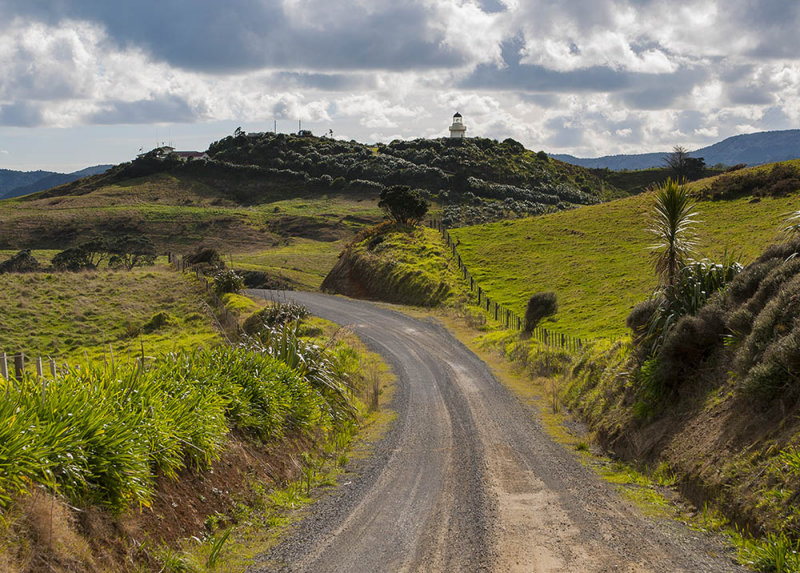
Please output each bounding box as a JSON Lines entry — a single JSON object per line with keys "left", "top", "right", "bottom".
{"left": 449, "top": 112, "right": 467, "bottom": 139}
{"left": 135, "top": 146, "right": 208, "bottom": 162}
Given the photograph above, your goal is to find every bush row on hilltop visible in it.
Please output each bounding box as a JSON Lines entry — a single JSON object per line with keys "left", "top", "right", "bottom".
{"left": 202, "top": 131, "right": 610, "bottom": 225}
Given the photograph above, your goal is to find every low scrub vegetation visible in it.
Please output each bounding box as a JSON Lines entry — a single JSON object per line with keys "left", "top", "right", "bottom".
{"left": 697, "top": 161, "right": 800, "bottom": 200}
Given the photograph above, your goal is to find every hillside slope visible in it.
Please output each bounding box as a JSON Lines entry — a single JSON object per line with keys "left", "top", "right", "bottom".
{"left": 208, "top": 132, "right": 618, "bottom": 225}
{"left": 0, "top": 165, "right": 111, "bottom": 199}
{"left": 450, "top": 160, "right": 800, "bottom": 339}
{"left": 1, "top": 131, "right": 621, "bottom": 251}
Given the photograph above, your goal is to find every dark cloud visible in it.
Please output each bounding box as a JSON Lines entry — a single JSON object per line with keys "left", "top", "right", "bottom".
{"left": 461, "top": 61, "right": 633, "bottom": 93}
{"left": 676, "top": 110, "right": 705, "bottom": 134}
{"left": 89, "top": 95, "right": 200, "bottom": 124}
{"left": 271, "top": 72, "right": 375, "bottom": 91}
{"left": 737, "top": 1, "right": 800, "bottom": 58}
{"left": 477, "top": 0, "right": 507, "bottom": 14}
{"left": 6, "top": 0, "right": 464, "bottom": 72}
{"left": 614, "top": 68, "right": 707, "bottom": 110}
{"left": 518, "top": 93, "right": 559, "bottom": 107}
{"left": 727, "top": 85, "right": 775, "bottom": 106}
{"left": 0, "top": 102, "right": 44, "bottom": 127}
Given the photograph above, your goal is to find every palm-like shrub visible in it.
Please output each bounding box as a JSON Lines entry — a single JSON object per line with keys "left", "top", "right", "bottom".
{"left": 649, "top": 179, "right": 698, "bottom": 287}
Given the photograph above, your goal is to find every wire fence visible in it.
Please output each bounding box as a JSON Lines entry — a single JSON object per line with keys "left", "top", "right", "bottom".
{"left": 428, "top": 217, "right": 587, "bottom": 352}
{"left": 167, "top": 252, "right": 241, "bottom": 340}
{"left": 1, "top": 255, "right": 244, "bottom": 384}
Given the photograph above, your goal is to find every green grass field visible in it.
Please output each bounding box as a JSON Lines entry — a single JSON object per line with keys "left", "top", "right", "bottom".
{"left": 451, "top": 187, "right": 797, "bottom": 339}
{"left": 233, "top": 238, "right": 348, "bottom": 290}
{"left": 0, "top": 266, "right": 220, "bottom": 364}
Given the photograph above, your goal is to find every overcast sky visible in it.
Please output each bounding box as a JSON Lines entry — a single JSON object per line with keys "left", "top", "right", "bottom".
{"left": 1, "top": 0, "right": 799, "bottom": 171}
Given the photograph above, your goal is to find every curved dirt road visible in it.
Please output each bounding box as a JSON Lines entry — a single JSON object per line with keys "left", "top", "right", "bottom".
{"left": 249, "top": 291, "right": 742, "bottom": 573}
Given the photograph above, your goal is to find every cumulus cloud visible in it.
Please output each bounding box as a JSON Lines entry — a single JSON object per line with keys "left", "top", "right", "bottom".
{"left": 1, "top": 0, "right": 800, "bottom": 159}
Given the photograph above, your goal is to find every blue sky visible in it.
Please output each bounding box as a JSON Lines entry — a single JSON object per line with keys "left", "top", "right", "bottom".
{"left": 1, "top": 0, "right": 799, "bottom": 171}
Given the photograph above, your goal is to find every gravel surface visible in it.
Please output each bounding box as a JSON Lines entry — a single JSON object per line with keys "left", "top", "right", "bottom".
{"left": 247, "top": 291, "right": 745, "bottom": 573}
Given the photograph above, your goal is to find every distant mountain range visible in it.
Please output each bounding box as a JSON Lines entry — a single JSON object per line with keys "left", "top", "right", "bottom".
{"left": 0, "top": 165, "right": 112, "bottom": 199}
{"left": 552, "top": 129, "right": 800, "bottom": 171}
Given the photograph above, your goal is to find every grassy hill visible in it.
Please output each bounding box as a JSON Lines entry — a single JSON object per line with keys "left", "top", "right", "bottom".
{"left": 450, "top": 162, "right": 800, "bottom": 339}
{"left": 0, "top": 131, "right": 625, "bottom": 290}
{"left": 0, "top": 264, "right": 220, "bottom": 362}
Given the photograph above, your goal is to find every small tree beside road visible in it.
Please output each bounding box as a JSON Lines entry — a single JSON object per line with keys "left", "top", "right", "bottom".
{"left": 378, "top": 185, "right": 429, "bottom": 225}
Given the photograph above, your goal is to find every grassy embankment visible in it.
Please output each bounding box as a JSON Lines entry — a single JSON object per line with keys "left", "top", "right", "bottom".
{"left": 321, "top": 222, "right": 471, "bottom": 307}
{"left": 0, "top": 261, "right": 393, "bottom": 572}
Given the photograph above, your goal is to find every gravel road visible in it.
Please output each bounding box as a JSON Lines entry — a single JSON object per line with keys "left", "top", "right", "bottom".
{"left": 248, "top": 291, "right": 744, "bottom": 573}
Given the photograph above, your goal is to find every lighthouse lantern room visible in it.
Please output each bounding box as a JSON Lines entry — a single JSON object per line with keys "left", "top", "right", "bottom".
{"left": 449, "top": 112, "right": 467, "bottom": 139}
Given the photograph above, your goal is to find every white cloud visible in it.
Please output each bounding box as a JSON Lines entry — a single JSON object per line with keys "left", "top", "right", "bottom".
{"left": 1, "top": 0, "right": 800, "bottom": 165}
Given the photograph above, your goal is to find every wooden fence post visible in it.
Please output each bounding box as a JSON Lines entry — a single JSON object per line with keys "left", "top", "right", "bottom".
{"left": 0, "top": 352, "right": 7, "bottom": 381}
{"left": 14, "top": 353, "right": 24, "bottom": 380}
{"left": 49, "top": 358, "right": 57, "bottom": 378}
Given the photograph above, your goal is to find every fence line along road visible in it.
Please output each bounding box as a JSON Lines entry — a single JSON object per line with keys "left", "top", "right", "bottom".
{"left": 427, "top": 217, "right": 586, "bottom": 353}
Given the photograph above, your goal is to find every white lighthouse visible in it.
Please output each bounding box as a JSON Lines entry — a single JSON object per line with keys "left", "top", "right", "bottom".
{"left": 449, "top": 112, "right": 467, "bottom": 139}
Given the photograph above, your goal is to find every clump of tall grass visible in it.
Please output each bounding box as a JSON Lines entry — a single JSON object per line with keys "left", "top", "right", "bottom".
{"left": 0, "top": 344, "right": 359, "bottom": 512}
{"left": 242, "top": 301, "right": 309, "bottom": 335}
{"left": 243, "top": 324, "right": 356, "bottom": 422}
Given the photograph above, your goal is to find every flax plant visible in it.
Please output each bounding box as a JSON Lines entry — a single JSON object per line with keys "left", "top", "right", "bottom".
{"left": 648, "top": 178, "right": 698, "bottom": 287}
{"left": 0, "top": 344, "right": 358, "bottom": 512}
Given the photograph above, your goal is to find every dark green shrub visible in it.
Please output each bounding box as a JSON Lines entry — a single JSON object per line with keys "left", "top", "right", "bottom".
{"left": 725, "top": 259, "right": 782, "bottom": 307}
{"left": 657, "top": 304, "right": 726, "bottom": 389}
{"left": 213, "top": 269, "right": 245, "bottom": 295}
{"left": 627, "top": 297, "right": 661, "bottom": 352}
{"left": 737, "top": 274, "right": 800, "bottom": 378}
{"left": 0, "top": 250, "right": 40, "bottom": 273}
{"left": 142, "top": 311, "right": 175, "bottom": 333}
{"left": 636, "top": 258, "right": 741, "bottom": 358}
{"left": 524, "top": 292, "right": 558, "bottom": 332}
{"left": 107, "top": 235, "right": 157, "bottom": 270}
{"left": 235, "top": 269, "right": 290, "bottom": 290}
{"left": 52, "top": 246, "right": 94, "bottom": 271}
{"left": 184, "top": 247, "right": 225, "bottom": 269}
{"left": 378, "top": 185, "right": 429, "bottom": 225}
{"left": 726, "top": 307, "right": 755, "bottom": 338}
{"left": 743, "top": 326, "right": 800, "bottom": 401}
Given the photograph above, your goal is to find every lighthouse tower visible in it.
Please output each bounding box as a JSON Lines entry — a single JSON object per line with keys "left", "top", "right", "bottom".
{"left": 449, "top": 112, "right": 467, "bottom": 139}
